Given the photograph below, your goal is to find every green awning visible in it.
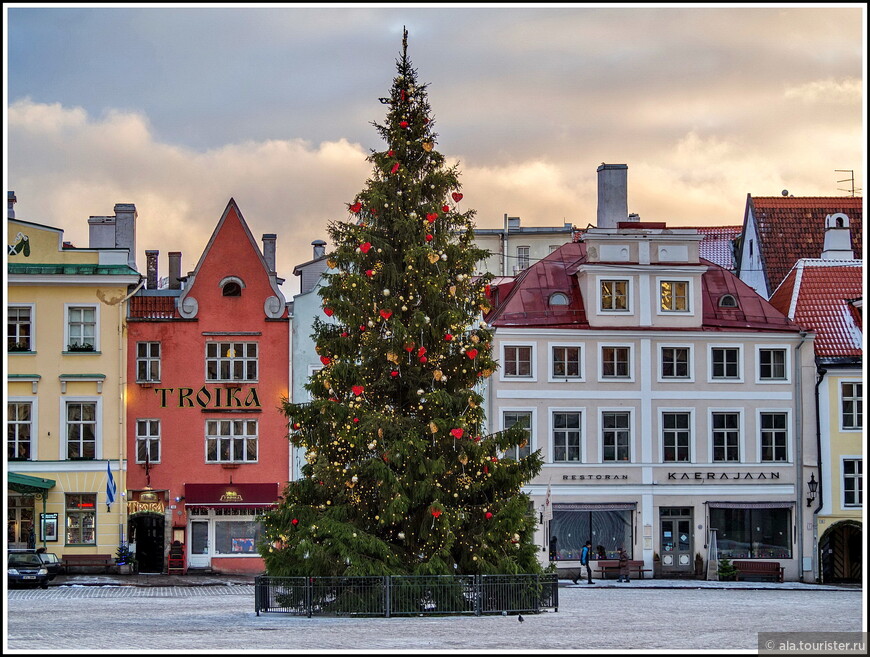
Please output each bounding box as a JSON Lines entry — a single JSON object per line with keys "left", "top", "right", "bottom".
{"left": 8, "top": 472, "right": 56, "bottom": 494}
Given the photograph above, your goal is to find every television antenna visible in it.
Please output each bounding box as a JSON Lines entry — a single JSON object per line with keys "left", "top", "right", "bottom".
{"left": 835, "top": 170, "right": 862, "bottom": 197}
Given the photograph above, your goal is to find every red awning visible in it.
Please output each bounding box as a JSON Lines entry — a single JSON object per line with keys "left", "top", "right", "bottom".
{"left": 184, "top": 483, "right": 279, "bottom": 508}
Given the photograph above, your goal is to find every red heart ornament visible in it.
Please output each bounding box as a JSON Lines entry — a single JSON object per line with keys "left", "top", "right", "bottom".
{"left": 352, "top": 385, "right": 365, "bottom": 396}
{"left": 359, "top": 242, "right": 372, "bottom": 253}
{"left": 324, "top": 308, "right": 334, "bottom": 317}
{"left": 431, "top": 508, "right": 441, "bottom": 518}
{"left": 320, "top": 356, "right": 332, "bottom": 365}
{"left": 391, "top": 162, "right": 400, "bottom": 174}
{"left": 466, "top": 348, "right": 478, "bottom": 359}
{"left": 452, "top": 192, "right": 463, "bottom": 202}
{"left": 380, "top": 309, "right": 393, "bottom": 320}
{"left": 341, "top": 331, "right": 349, "bottom": 337}
{"left": 349, "top": 202, "right": 362, "bottom": 213}
{"left": 391, "top": 370, "right": 399, "bottom": 377}
{"left": 366, "top": 269, "right": 374, "bottom": 277}
{"left": 419, "top": 356, "right": 427, "bottom": 363}
{"left": 291, "top": 518, "right": 299, "bottom": 525}
{"left": 426, "top": 213, "right": 438, "bottom": 223}
{"left": 451, "top": 428, "right": 464, "bottom": 439}
{"left": 388, "top": 150, "right": 395, "bottom": 157}
{"left": 485, "top": 512, "right": 493, "bottom": 519}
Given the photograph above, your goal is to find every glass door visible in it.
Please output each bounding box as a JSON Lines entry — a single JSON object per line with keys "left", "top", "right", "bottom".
{"left": 7, "top": 495, "right": 35, "bottom": 549}
{"left": 660, "top": 507, "right": 694, "bottom": 575}
{"left": 188, "top": 520, "right": 210, "bottom": 568}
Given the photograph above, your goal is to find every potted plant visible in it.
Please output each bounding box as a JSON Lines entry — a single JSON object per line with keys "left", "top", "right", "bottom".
{"left": 717, "top": 556, "right": 738, "bottom": 581}
{"left": 8, "top": 340, "right": 31, "bottom": 352}
{"left": 115, "top": 543, "right": 133, "bottom": 574}
{"left": 67, "top": 342, "right": 95, "bottom": 352}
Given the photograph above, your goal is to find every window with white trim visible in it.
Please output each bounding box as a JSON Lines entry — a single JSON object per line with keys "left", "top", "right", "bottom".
{"left": 7, "top": 401, "right": 33, "bottom": 460}
{"left": 503, "top": 346, "right": 532, "bottom": 378}
{"left": 711, "top": 347, "right": 740, "bottom": 379}
{"left": 206, "top": 419, "right": 258, "bottom": 463}
{"left": 662, "top": 412, "right": 691, "bottom": 462}
{"left": 8, "top": 306, "right": 33, "bottom": 351}
{"left": 712, "top": 412, "right": 740, "bottom": 462}
{"left": 65, "top": 402, "right": 97, "bottom": 459}
{"left": 760, "top": 412, "right": 788, "bottom": 462}
{"left": 660, "top": 280, "right": 689, "bottom": 312}
{"left": 553, "top": 411, "right": 581, "bottom": 462}
{"left": 601, "top": 346, "right": 630, "bottom": 378}
{"left": 65, "top": 493, "right": 97, "bottom": 545}
{"left": 759, "top": 349, "right": 787, "bottom": 381}
{"left": 552, "top": 346, "right": 581, "bottom": 378}
{"left": 661, "top": 347, "right": 690, "bottom": 379}
{"left": 600, "top": 280, "right": 629, "bottom": 311}
{"left": 516, "top": 246, "right": 530, "bottom": 272}
{"left": 602, "top": 411, "right": 631, "bottom": 462}
{"left": 841, "top": 382, "right": 862, "bottom": 430}
{"left": 206, "top": 342, "right": 258, "bottom": 381}
{"left": 66, "top": 306, "right": 96, "bottom": 351}
{"left": 502, "top": 411, "right": 532, "bottom": 460}
{"left": 136, "top": 419, "right": 161, "bottom": 463}
{"left": 136, "top": 342, "right": 161, "bottom": 382}
{"left": 843, "top": 459, "right": 862, "bottom": 507}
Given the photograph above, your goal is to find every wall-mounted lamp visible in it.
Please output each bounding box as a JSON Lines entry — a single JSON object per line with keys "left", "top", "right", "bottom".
{"left": 174, "top": 496, "right": 185, "bottom": 503}
{"left": 806, "top": 473, "right": 818, "bottom": 507}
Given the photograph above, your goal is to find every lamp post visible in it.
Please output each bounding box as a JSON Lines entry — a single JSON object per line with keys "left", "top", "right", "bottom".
{"left": 806, "top": 473, "right": 818, "bottom": 507}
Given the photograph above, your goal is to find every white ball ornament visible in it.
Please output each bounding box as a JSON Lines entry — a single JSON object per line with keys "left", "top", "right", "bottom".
{"left": 383, "top": 289, "right": 390, "bottom": 296}
{"left": 441, "top": 254, "right": 447, "bottom": 261}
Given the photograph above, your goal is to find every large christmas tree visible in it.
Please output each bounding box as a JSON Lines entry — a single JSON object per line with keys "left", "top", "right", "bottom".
{"left": 259, "top": 29, "right": 543, "bottom": 577}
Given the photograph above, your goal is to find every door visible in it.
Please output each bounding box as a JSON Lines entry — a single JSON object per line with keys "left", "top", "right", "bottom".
{"left": 820, "top": 522, "right": 862, "bottom": 583}
{"left": 7, "top": 495, "right": 35, "bottom": 549}
{"left": 188, "top": 520, "right": 210, "bottom": 568}
{"left": 660, "top": 507, "right": 694, "bottom": 575}
{"left": 130, "top": 514, "right": 165, "bottom": 573}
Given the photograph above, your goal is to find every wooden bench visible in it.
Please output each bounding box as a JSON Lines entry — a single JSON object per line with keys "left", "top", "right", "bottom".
{"left": 594, "top": 559, "right": 652, "bottom": 580}
{"left": 733, "top": 560, "right": 784, "bottom": 582}
{"left": 61, "top": 554, "right": 115, "bottom": 573}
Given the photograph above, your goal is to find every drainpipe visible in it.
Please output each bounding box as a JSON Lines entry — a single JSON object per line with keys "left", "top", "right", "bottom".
{"left": 501, "top": 214, "right": 508, "bottom": 276}
{"left": 794, "top": 331, "right": 808, "bottom": 582}
{"left": 812, "top": 366, "right": 827, "bottom": 582}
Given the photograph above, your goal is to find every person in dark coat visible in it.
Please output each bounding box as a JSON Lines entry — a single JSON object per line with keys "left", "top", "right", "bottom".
{"left": 617, "top": 546, "right": 630, "bottom": 583}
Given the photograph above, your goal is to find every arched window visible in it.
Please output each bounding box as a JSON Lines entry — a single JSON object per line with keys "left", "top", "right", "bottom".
{"left": 718, "top": 294, "right": 738, "bottom": 308}
{"left": 549, "top": 292, "right": 569, "bottom": 306}
{"left": 219, "top": 276, "right": 245, "bottom": 297}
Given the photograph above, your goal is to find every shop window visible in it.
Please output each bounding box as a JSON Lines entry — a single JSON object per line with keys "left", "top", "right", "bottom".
{"left": 553, "top": 411, "right": 581, "bottom": 462}
{"left": 843, "top": 459, "right": 862, "bottom": 507}
{"left": 136, "top": 342, "right": 161, "bottom": 382}
{"left": 602, "top": 411, "right": 631, "bottom": 462}
{"left": 214, "top": 519, "right": 263, "bottom": 554}
{"left": 710, "top": 507, "right": 791, "bottom": 559}
{"left": 206, "top": 419, "right": 258, "bottom": 463}
{"left": 65, "top": 493, "right": 97, "bottom": 545}
{"left": 8, "top": 305, "right": 33, "bottom": 351}
{"left": 600, "top": 280, "right": 629, "bottom": 312}
{"left": 502, "top": 411, "right": 532, "bottom": 460}
{"left": 136, "top": 419, "right": 161, "bottom": 463}
{"left": 65, "top": 401, "right": 97, "bottom": 460}
{"left": 206, "top": 342, "right": 258, "bottom": 381}
{"left": 760, "top": 412, "right": 788, "bottom": 462}
{"left": 841, "top": 382, "right": 862, "bottom": 430}
{"left": 8, "top": 401, "right": 33, "bottom": 460}
{"left": 503, "top": 345, "right": 532, "bottom": 378}
{"left": 662, "top": 412, "right": 691, "bottom": 462}
{"left": 661, "top": 347, "right": 690, "bottom": 379}
{"left": 552, "top": 346, "right": 581, "bottom": 378}
{"left": 712, "top": 412, "right": 740, "bottom": 462}
{"left": 549, "top": 506, "right": 633, "bottom": 561}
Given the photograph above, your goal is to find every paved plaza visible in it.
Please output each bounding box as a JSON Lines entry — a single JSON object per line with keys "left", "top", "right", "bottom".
{"left": 5, "top": 580, "right": 863, "bottom": 652}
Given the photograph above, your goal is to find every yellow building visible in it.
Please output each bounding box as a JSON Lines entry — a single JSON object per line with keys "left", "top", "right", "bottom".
{"left": 7, "top": 193, "right": 141, "bottom": 563}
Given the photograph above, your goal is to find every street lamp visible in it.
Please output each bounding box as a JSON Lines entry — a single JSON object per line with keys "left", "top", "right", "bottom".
{"left": 806, "top": 473, "right": 818, "bottom": 507}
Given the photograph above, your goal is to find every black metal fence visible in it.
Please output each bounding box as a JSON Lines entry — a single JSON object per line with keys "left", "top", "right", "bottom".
{"left": 255, "top": 573, "right": 559, "bottom": 617}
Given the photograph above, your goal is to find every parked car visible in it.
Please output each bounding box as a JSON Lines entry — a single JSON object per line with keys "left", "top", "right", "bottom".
{"left": 7, "top": 551, "right": 51, "bottom": 589}
{"left": 8, "top": 548, "right": 64, "bottom": 580}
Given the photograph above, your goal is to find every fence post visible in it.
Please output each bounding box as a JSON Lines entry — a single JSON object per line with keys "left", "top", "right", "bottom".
{"left": 385, "top": 575, "right": 391, "bottom": 618}
{"left": 306, "top": 577, "right": 313, "bottom": 618}
{"left": 474, "top": 574, "right": 481, "bottom": 616}
{"left": 254, "top": 575, "right": 260, "bottom": 616}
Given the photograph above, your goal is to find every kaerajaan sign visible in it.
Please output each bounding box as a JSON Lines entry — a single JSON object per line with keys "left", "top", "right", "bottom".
{"left": 154, "top": 386, "right": 261, "bottom": 409}
{"left": 666, "top": 472, "right": 781, "bottom": 480}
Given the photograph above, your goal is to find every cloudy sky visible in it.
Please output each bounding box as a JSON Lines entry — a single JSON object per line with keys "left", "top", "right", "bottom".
{"left": 5, "top": 4, "right": 865, "bottom": 295}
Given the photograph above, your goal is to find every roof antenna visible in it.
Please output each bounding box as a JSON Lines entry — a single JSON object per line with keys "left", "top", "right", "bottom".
{"left": 835, "top": 169, "right": 861, "bottom": 197}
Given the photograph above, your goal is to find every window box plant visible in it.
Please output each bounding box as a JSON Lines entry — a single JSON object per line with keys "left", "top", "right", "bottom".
{"left": 8, "top": 340, "right": 31, "bottom": 352}
{"left": 67, "top": 342, "right": 95, "bottom": 352}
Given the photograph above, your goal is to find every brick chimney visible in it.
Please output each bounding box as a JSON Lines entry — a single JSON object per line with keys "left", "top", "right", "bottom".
{"left": 168, "top": 252, "right": 182, "bottom": 289}
{"left": 597, "top": 164, "right": 628, "bottom": 228}
{"left": 146, "top": 250, "right": 159, "bottom": 289}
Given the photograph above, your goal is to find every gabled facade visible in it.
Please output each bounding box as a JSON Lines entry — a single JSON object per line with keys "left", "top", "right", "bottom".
{"left": 124, "top": 199, "right": 289, "bottom": 574}
{"left": 486, "top": 221, "right": 818, "bottom": 581}
{"left": 769, "top": 219, "right": 863, "bottom": 583}
{"left": 7, "top": 193, "right": 140, "bottom": 561}
{"left": 735, "top": 195, "right": 862, "bottom": 299}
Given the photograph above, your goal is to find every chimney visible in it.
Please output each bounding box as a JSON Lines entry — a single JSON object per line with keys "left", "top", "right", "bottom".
{"left": 168, "top": 252, "right": 182, "bottom": 289}
{"left": 88, "top": 215, "right": 116, "bottom": 248}
{"left": 821, "top": 213, "right": 854, "bottom": 260}
{"left": 597, "top": 164, "right": 628, "bottom": 228}
{"left": 146, "top": 250, "right": 159, "bottom": 289}
{"left": 8, "top": 191, "right": 16, "bottom": 218}
{"left": 312, "top": 239, "right": 326, "bottom": 259}
{"left": 262, "top": 234, "right": 277, "bottom": 273}
{"left": 113, "top": 203, "right": 137, "bottom": 270}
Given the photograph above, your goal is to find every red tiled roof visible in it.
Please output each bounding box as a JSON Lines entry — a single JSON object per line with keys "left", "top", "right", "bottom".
{"left": 747, "top": 196, "right": 862, "bottom": 294}
{"left": 688, "top": 225, "right": 741, "bottom": 271}
{"left": 487, "top": 242, "right": 800, "bottom": 333}
{"left": 768, "top": 260, "right": 863, "bottom": 358}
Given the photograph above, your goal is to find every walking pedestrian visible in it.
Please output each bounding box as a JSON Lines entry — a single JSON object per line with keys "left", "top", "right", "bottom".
{"left": 573, "top": 540, "right": 593, "bottom": 584}
{"left": 616, "top": 546, "right": 631, "bottom": 583}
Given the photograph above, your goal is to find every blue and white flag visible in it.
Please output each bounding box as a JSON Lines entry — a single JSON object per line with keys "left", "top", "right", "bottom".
{"left": 106, "top": 461, "right": 117, "bottom": 510}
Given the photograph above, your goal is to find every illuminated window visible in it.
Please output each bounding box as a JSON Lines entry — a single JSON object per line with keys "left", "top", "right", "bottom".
{"left": 660, "top": 281, "right": 689, "bottom": 312}
{"left": 65, "top": 493, "right": 97, "bottom": 545}
{"left": 600, "top": 280, "right": 629, "bottom": 311}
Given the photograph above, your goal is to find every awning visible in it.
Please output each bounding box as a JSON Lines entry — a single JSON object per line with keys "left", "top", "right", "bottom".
{"left": 706, "top": 501, "right": 794, "bottom": 509}
{"left": 8, "top": 472, "right": 56, "bottom": 495}
{"left": 554, "top": 502, "right": 637, "bottom": 511}
{"left": 184, "top": 482, "right": 279, "bottom": 508}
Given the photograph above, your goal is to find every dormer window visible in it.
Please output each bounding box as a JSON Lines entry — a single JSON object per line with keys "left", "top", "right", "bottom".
{"left": 549, "top": 292, "right": 569, "bottom": 306}
{"left": 718, "top": 294, "right": 738, "bottom": 308}
{"left": 219, "top": 276, "right": 245, "bottom": 297}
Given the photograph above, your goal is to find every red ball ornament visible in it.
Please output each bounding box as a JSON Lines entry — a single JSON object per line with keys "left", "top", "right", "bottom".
{"left": 442, "top": 205, "right": 450, "bottom": 213}
{"left": 341, "top": 331, "right": 349, "bottom": 337}
{"left": 359, "top": 242, "right": 372, "bottom": 253}
{"left": 353, "top": 417, "right": 360, "bottom": 423}
{"left": 425, "top": 234, "right": 433, "bottom": 242}
{"left": 444, "top": 334, "right": 453, "bottom": 341}
{"left": 400, "top": 121, "right": 409, "bottom": 128}
{"left": 366, "top": 269, "right": 375, "bottom": 277}
{"left": 349, "top": 202, "right": 362, "bottom": 214}
{"left": 485, "top": 512, "right": 493, "bottom": 519}
{"left": 426, "top": 213, "right": 438, "bottom": 223}
{"left": 419, "top": 356, "right": 428, "bottom": 363}
{"left": 291, "top": 518, "right": 299, "bottom": 525}
{"left": 388, "top": 150, "right": 395, "bottom": 157}
{"left": 391, "top": 370, "right": 399, "bottom": 377}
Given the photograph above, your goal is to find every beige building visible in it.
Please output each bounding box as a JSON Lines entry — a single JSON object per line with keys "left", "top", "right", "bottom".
{"left": 7, "top": 193, "right": 141, "bottom": 560}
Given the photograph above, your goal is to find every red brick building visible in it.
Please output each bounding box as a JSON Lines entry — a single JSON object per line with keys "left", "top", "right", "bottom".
{"left": 125, "top": 199, "right": 289, "bottom": 574}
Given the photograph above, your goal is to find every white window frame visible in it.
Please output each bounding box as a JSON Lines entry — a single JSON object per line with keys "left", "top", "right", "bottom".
{"left": 755, "top": 345, "right": 791, "bottom": 384}
{"left": 205, "top": 341, "right": 259, "bottom": 382}
{"left": 756, "top": 408, "right": 791, "bottom": 463}
{"left": 205, "top": 418, "right": 259, "bottom": 464}
{"left": 839, "top": 380, "right": 863, "bottom": 432}
{"left": 599, "top": 408, "right": 633, "bottom": 463}
{"left": 8, "top": 303, "right": 36, "bottom": 352}
{"left": 7, "top": 396, "right": 37, "bottom": 461}
{"left": 59, "top": 396, "right": 102, "bottom": 461}
{"left": 550, "top": 407, "right": 584, "bottom": 464}
{"left": 658, "top": 344, "right": 694, "bottom": 382}
{"left": 548, "top": 342, "right": 585, "bottom": 382}
{"left": 136, "top": 341, "right": 162, "bottom": 383}
{"left": 64, "top": 303, "right": 100, "bottom": 352}
{"left": 135, "top": 418, "right": 161, "bottom": 464}
{"left": 841, "top": 456, "right": 863, "bottom": 509}
{"left": 707, "top": 344, "right": 744, "bottom": 383}
{"left": 500, "top": 407, "right": 536, "bottom": 461}
{"left": 708, "top": 408, "right": 744, "bottom": 464}
{"left": 659, "top": 408, "right": 694, "bottom": 464}
{"left": 596, "top": 277, "right": 632, "bottom": 314}
{"left": 599, "top": 343, "right": 634, "bottom": 382}
{"left": 656, "top": 277, "right": 693, "bottom": 315}
{"left": 516, "top": 246, "right": 530, "bottom": 272}
{"left": 500, "top": 343, "right": 536, "bottom": 381}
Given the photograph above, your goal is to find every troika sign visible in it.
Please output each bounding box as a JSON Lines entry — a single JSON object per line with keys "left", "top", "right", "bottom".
{"left": 154, "top": 386, "right": 261, "bottom": 409}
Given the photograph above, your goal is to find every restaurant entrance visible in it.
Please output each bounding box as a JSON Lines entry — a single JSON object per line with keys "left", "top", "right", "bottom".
{"left": 129, "top": 513, "right": 165, "bottom": 573}
{"left": 660, "top": 507, "right": 694, "bottom": 576}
